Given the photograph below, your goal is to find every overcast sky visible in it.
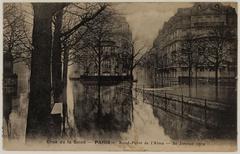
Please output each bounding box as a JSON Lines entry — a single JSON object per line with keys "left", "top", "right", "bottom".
{"left": 19, "top": 2, "right": 237, "bottom": 52}
{"left": 114, "top": 3, "right": 193, "bottom": 48}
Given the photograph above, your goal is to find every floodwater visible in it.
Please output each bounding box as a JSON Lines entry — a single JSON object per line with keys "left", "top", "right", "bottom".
{"left": 3, "top": 87, "right": 28, "bottom": 143}
{"left": 3, "top": 72, "right": 236, "bottom": 144}
{"left": 67, "top": 79, "right": 236, "bottom": 141}
{"left": 160, "top": 84, "right": 236, "bottom": 104}
{"left": 67, "top": 80, "right": 171, "bottom": 142}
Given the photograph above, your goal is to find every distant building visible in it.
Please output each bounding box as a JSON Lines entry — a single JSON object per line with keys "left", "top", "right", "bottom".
{"left": 149, "top": 2, "right": 237, "bottom": 86}
{"left": 71, "top": 15, "right": 132, "bottom": 78}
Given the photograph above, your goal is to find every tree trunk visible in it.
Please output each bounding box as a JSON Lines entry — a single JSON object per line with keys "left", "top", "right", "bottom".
{"left": 195, "top": 67, "right": 198, "bottom": 86}
{"left": 26, "top": 5, "right": 53, "bottom": 139}
{"left": 188, "top": 65, "right": 192, "bottom": 97}
{"left": 62, "top": 45, "right": 69, "bottom": 135}
{"left": 97, "top": 54, "right": 102, "bottom": 116}
{"left": 215, "top": 65, "right": 219, "bottom": 100}
{"left": 52, "top": 10, "right": 63, "bottom": 103}
{"left": 161, "top": 70, "right": 164, "bottom": 87}
{"left": 130, "top": 82, "right": 134, "bottom": 123}
{"left": 215, "top": 66, "right": 219, "bottom": 87}
{"left": 188, "top": 66, "right": 192, "bottom": 86}
{"left": 130, "top": 46, "right": 134, "bottom": 80}
{"left": 130, "top": 67, "right": 133, "bottom": 80}
{"left": 154, "top": 67, "right": 156, "bottom": 88}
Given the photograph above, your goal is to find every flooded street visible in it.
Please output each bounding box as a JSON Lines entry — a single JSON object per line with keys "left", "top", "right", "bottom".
{"left": 67, "top": 80, "right": 171, "bottom": 142}
{"left": 162, "top": 84, "right": 236, "bottom": 104}
{"left": 3, "top": 73, "right": 236, "bottom": 145}
{"left": 66, "top": 78, "right": 236, "bottom": 142}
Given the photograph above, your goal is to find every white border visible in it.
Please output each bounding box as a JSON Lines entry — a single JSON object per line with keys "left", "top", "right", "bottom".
{"left": 0, "top": 0, "right": 239, "bottom": 154}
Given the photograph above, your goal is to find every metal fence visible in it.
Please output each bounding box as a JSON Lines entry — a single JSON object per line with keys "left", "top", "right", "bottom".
{"left": 117, "top": 84, "right": 236, "bottom": 128}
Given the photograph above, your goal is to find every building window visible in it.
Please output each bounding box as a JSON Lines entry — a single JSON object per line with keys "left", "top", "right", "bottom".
{"left": 200, "top": 68, "right": 204, "bottom": 72}
{"left": 220, "top": 67, "right": 225, "bottom": 72}
{"left": 198, "top": 5, "right": 201, "bottom": 10}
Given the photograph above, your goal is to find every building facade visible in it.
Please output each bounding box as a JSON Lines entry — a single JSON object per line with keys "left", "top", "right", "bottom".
{"left": 71, "top": 15, "right": 132, "bottom": 78}
{"left": 149, "top": 2, "right": 237, "bottom": 86}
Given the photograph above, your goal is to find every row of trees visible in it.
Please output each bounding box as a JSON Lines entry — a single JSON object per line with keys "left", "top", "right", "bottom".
{"left": 148, "top": 24, "right": 237, "bottom": 87}
{"left": 177, "top": 25, "right": 236, "bottom": 87}
{"left": 29, "top": 3, "right": 114, "bottom": 139}
{"left": 61, "top": 8, "right": 148, "bottom": 118}
{"left": 70, "top": 12, "right": 148, "bottom": 79}
{"left": 3, "top": 3, "right": 148, "bottom": 139}
{"left": 4, "top": 3, "right": 110, "bottom": 139}
{"left": 3, "top": 4, "right": 32, "bottom": 67}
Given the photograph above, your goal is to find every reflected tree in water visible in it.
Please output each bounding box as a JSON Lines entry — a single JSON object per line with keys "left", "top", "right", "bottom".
{"left": 72, "top": 81, "right": 133, "bottom": 138}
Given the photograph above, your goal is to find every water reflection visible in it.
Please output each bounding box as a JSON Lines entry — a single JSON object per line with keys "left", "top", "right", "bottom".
{"left": 169, "top": 84, "right": 236, "bottom": 104}
{"left": 3, "top": 85, "right": 29, "bottom": 141}
{"left": 3, "top": 93, "right": 13, "bottom": 137}
{"left": 71, "top": 81, "right": 133, "bottom": 139}
{"left": 136, "top": 68, "right": 236, "bottom": 140}
{"left": 151, "top": 100, "right": 236, "bottom": 140}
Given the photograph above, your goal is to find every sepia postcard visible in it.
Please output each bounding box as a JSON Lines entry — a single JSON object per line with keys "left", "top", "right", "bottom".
{"left": 1, "top": 0, "right": 238, "bottom": 152}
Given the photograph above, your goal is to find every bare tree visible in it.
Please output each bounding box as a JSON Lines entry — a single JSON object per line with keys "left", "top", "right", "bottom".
{"left": 176, "top": 33, "right": 196, "bottom": 86}
{"left": 76, "top": 9, "right": 132, "bottom": 116}
{"left": 87, "top": 10, "right": 115, "bottom": 84}
{"left": 119, "top": 37, "right": 149, "bottom": 79}
{"left": 202, "top": 24, "right": 236, "bottom": 88}
{"left": 3, "top": 3, "right": 32, "bottom": 67}
{"left": 26, "top": 3, "right": 68, "bottom": 139}
{"left": 51, "top": 3, "right": 108, "bottom": 104}
{"left": 192, "top": 43, "right": 206, "bottom": 85}
{"left": 52, "top": 10, "right": 64, "bottom": 103}
{"left": 50, "top": 3, "right": 109, "bottom": 132}
{"left": 82, "top": 9, "right": 117, "bottom": 76}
